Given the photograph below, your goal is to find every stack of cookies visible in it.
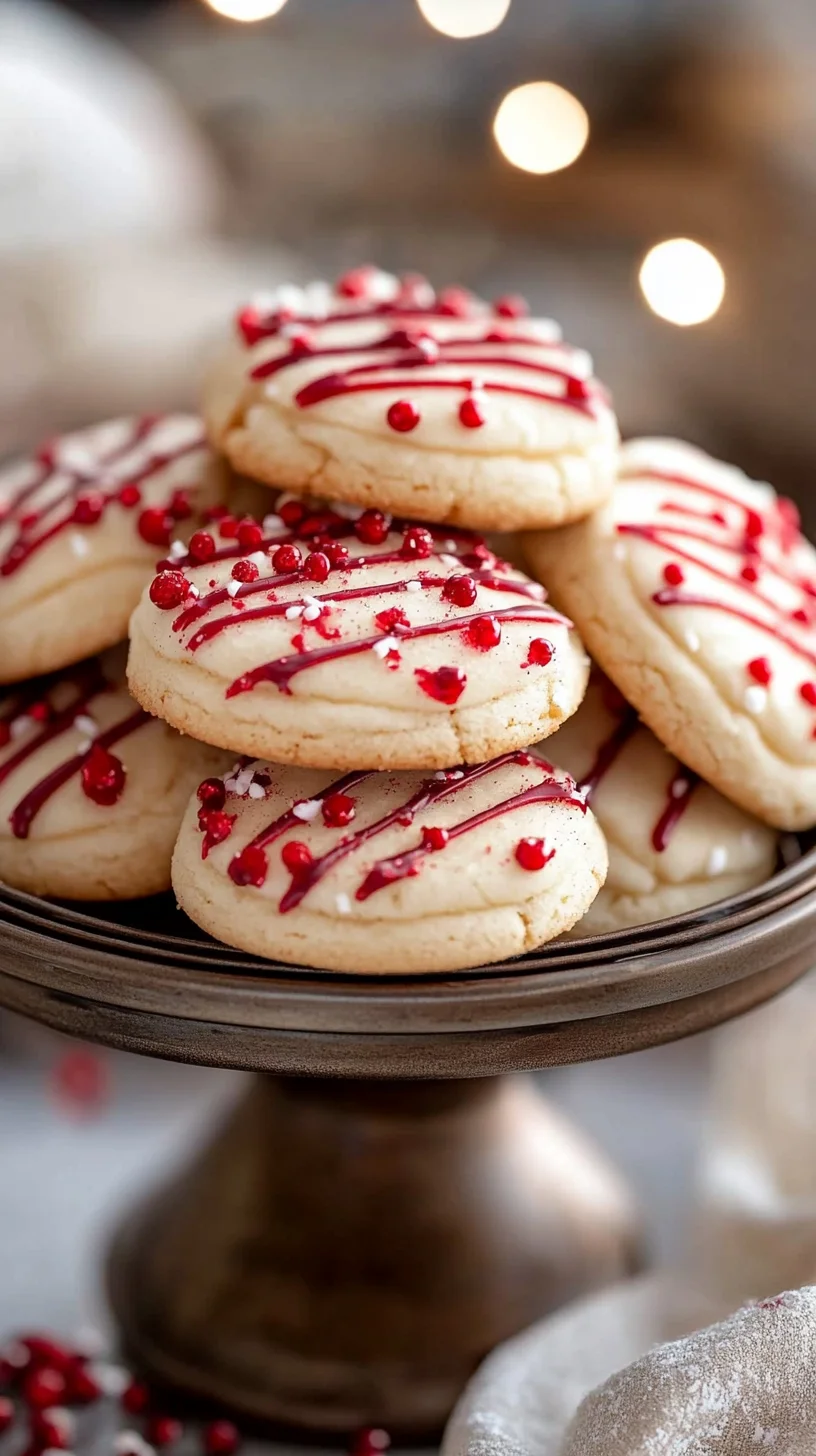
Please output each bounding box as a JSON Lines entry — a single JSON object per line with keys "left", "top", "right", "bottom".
{"left": 3, "top": 265, "right": 808, "bottom": 974}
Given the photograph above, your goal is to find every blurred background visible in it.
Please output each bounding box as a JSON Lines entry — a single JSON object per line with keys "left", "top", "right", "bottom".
{"left": 4, "top": 0, "right": 816, "bottom": 1362}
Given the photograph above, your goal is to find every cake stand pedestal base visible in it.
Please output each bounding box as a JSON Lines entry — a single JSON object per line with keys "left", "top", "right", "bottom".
{"left": 107, "top": 1072, "right": 638, "bottom": 1438}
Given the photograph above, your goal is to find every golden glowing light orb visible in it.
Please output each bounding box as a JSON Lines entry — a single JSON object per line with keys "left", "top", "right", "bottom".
{"left": 492, "top": 81, "right": 589, "bottom": 175}
{"left": 416, "top": 0, "right": 511, "bottom": 38}
{"left": 201, "top": 0, "right": 288, "bottom": 21}
{"left": 639, "top": 238, "right": 726, "bottom": 326}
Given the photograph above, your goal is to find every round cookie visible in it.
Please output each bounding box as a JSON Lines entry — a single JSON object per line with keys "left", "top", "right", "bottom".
{"left": 545, "top": 673, "right": 777, "bottom": 934}
{"left": 172, "top": 750, "right": 607, "bottom": 974}
{"left": 202, "top": 266, "right": 619, "bottom": 532}
{"left": 525, "top": 437, "right": 816, "bottom": 831}
{"left": 0, "top": 414, "right": 224, "bottom": 683}
{"left": 127, "top": 507, "right": 590, "bottom": 771}
{"left": 0, "top": 650, "right": 228, "bottom": 900}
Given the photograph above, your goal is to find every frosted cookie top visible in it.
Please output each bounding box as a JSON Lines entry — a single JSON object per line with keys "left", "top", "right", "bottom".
{"left": 547, "top": 673, "right": 777, "bottom": 931}
{"left": 0, "top": 415, "right": 223, "bottom": 681}
{"left": 203, "top": 266, "right": 619, "bottom": 532}
{"left": 615, "top": 437, "right": 816, "bottom": 763}
{"left": 128, "top": 501, "right": 590, "bottom": 768}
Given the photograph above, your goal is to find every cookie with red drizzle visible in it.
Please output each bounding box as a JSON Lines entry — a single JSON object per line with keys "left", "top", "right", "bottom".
{"left": 0, "top": 649, "right": 228, "bottom": 900}
{"left": 171, "top": 751, "right": 607, "bottom": 974}
{"left": 526, "top": 438, "right": 816, "bottom": 830}
{"left": 202, "top": 266, "right": 619, "bottom": 532}
{"left": 0, "top": 415, "right": 225, "bottom": 683}
{"left": 127, "top": 508, "right": 589, "bottom": 770}
{"left": 544, "top": 671, "right": 777, "bottom": 933}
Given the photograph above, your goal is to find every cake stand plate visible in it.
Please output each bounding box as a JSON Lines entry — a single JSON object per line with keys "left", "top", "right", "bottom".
{"left": 0, "top": 851, "right": 814, "bottom": 1437}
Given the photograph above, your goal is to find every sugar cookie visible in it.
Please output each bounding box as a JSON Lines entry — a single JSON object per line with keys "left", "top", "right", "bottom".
{"left": 0, "top": 414, "right": 224, "bottom": 683}
{"left": 171, "top": 750, "right": 607, "bottom": 974}
{"left": 525, "top": 438, "right": 816, "bottom": 830}
{"left": 0, "top": 651, "right": 228, "bottom": 900}
{"left": 202, "top": 266, "right": 619, "bottom": 532}
{"left": 127, "top": 507, "right": 589, "bottom": 770}
{"left": 546, "top": 673, "right": 777, "bottom": 933}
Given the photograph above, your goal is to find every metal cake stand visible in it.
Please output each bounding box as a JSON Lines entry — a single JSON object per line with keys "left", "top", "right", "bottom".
{"left": 0, "top": 852, "right": 814, "bottom": 1437}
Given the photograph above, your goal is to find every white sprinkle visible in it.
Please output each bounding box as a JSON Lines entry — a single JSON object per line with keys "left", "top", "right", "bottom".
{"left": 262, "top": 513, "right": 284, "bottom": 533}
{"left": 263, "top": 381, "right": 280, "bottom": 400}
{"left": 303, "top": 605, "right": 321, "bottom": 622}
{"left": 469, "top": 374, "right": 485, "bottom": 391}
{"left": 187, "top": 584, "right": 200, "bottom": 598}
{"left": 405, "top": 579, "right": 422, "bottom": 593}
{"left": 115, "top": 1434, "right": 155, "bottom": 1456}
{"left": 335, "top": 893, "right": 352, "bottom": 915}
{"left": 73, "top": 714, "right": 97, "bottom": 738}
{"left": 416, "top": 335, "right": 440, "bottom": 361}
{"left": 0, "top": 1340, "right": 28, "bottom": 1370}
{"left": 434, "top": 771, "right": 448, "bottom": 780}
{"left": 89, "top": 1361, "right": 130, "bottom": 1396}
{"left": 671, "top": 776, "right": 690, "bottom": 798}
{"left": 448, "top": 770, "right": 465, "bottom": 780}
{"left": 249, "top": 551, "right": 267, "bottom": 568}
{"left": 439, "top": 553, "right": 460, "bottom": 569}
{"left": 10, "top": 715, "right": 32, "bottom": 740}
{"left": 331, "top": 501, "right": 364, "bottom": 520}
{"left": 303, "top": 594, "right": 322, "bottom": 609}
{"left": 168, "top": 540, "right": 186, "bottom": 561}
{"left": 707, "top": 846, "right": 728, "bottom": 876}
{"left": 70, "top": 532, "right": 89, "bottom": 558}
{"left": 684, "top": 629, "right": 701, "bottom": 653}
{"left": 227, "top": 580, "right": 241, "bottom": 598}
{"left": 744, "top": 685, "right": 767, "bottom": 714}
{"left": 285, "top": 603, "right": 304, "bottom": 620}
{"left": 444, "top": 539, "right": 458, "bottom": 552}
{"left": 58, "top": 444, "right": 96, "bottom": 473}
{"left": 372, "top": 636, "right": 400, "bottom": 659}
{"left": 76, "top": 738, "right": 92, "bottom": 753}
{"left": 223, "top": 778, "right": 239, "bottom": 793}
{"left": 233, "top": 768, "right": 255, "bottom": 795}
{"left": 248, "top": 781, "right": 266, "bottom": 799}
{"left": 613, "top": 542, "right": 627, "bottom": 561}
{"left": 551, "top": 689, "right": 569, "bottom": 712}
{"left": 292, "top": 798, "right": 321, "bottom": 822}
{"left": 528, "top": 582, "right": 546, "bottom": 600}
{"left": 41, "top": 1409, "right": 74, "bottom": 1440}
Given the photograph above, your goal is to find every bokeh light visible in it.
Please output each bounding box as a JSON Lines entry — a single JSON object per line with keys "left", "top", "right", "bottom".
{"left": 493, "top": 82, "right": 589, "bottom": 175}
{"left": 416, "top": 0, "right": 511, "bottom": 39}
{"left": 639, "top": 239, "right": 726, "bottom": 326}
{"left": 200, "top": 0, "right": 289, "bottom": 21}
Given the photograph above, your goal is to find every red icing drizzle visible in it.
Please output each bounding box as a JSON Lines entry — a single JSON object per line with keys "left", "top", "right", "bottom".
{"left": 218, "top": 753, "right": 586, "bottom": 911}
{"left": 155, "top": 521, "right": 561, "bottom": 704}
{"left": 0, "top": 417, "right": 205, "bottom": 578}
{"left": 238, "top": 277, "right": 606, "bottom": 427}
{"left": 0, "top": 664, "right": 149, "bottom": 838}
{"left": 579, "top": 677, "right": 699, "bottom": 851}
{"left": 618, "top": 466, "right": 816, "bottom": 694}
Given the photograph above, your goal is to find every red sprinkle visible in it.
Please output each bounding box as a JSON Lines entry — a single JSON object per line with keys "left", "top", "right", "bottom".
{"left": 80, "top": 745, "right": 126, "bottom": 807}
{"left": 566, "top": 376, "right": 590, "bottom": 402}
{"left": 197, "top": 778, "right": 226, "bottom": 810}
{"left": 118, "top": 484, "right": 141, "bottom": 509}
{"left": 0, "top": 1398, "right": 13, "bottom": 1436}
{"left": 375, "top": 606, "right": 410, "bottom": 632}
{"left": 800, "top": 682, "right": 816, "bottom": 706}
{"left": 31, "top": 1409, "right": 73, "bottom": 1449}
{"left": 72, "top": 491, "right": 105, "bottom": 526}
{"left": 66, "top": 1365, "right": 101, "bottom": 1405}
{"left": 458, "top": 396, "right": 486, "bottom": 429}
{"left": 22, "top": 1368, "right": 66, "bottom": 1410}
{"left": 466, "top": 615, "right": 502, "bottom": 651}
{"left": 740, "top": 563, "right": 759, "bottom": 583}
{"left": 442, "top": 574, "right": 478, "bottom": 608}
{"left": 188, "top": 530, "right": 216, "bottom": 564}
{"left": 137, "top": 507, "right": 173, "bottom": 548}
{"left": 336, "top": 266, "right": 375, "bottom": 298}
{"left": 355, "top": 509, "right": 391, "bottom": 545}
{"left": 304, "top": 551, "right": 331, "bottom": 582}
{"left": 282, "top": 841, "right": 313, "bottom": 873}
{"left": 146, "top": 1416, "right": 183, "bottom": 1448}
{"left": 421, "top": 826, "right": 449, "bottom": 851}
{"left": 325, "top": 541, "right": 350, "bottom": 568}
{"left": 205, "top": 1421, "right": 242, "bottom": 1456}
{"left": 228, "top": 845, "right": 268, "bottom": 888}
{"left": 437, "top": 286, "right": 472, "bottom": 318}
{"left": 169, "top": 490, "right": 191, "bottom": 521}
{"left": 232, "top": 560, "right": 259, "bottom": 583}
{"left": 400, "top": 526, "right": 434, "bottom": 560}
{"left": 237, "top": 519, "right": 264, "bottom": 550}
{"left": 121, "top": 1380, "right": 151, "bottom": 1416}
{"left": 493, "top": 294, "right": 528, "bottom": 318}
{"left": 515, "top": 837, "right": 554, "bottom": 872}
{"left": 745, "top": 509, "right": 765, "bottom": 540}
{"left": 353, "top": 1429, "right": 391, "bottom": 1456}
{"left": 149, "top": 570, "right": 189, "bottom": 610}
{"left": 525, "top": 638, "right": 553, "bottom": 667}
{"left": 414, "top": 666, "right": 467, "bottom": 705}
{"left": 279, "top": 500, "right": 306, "bottom": 528}
{"left": 747, "top": 657, "right": 772, "bottom": 686}
{"left": 386, "top": 400, "right": 420, "bottom": 433}
{"left": 272, "top": 544, "right": 302, "bottom": 573}
{"left": 322, "top": 793, "right": 356, "bottom": 828}
{"left": 663, "top": 562, "right": 684, "bottom": 586}
{"left": 218, "top": 514, "right": 238, "bottom": 539}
